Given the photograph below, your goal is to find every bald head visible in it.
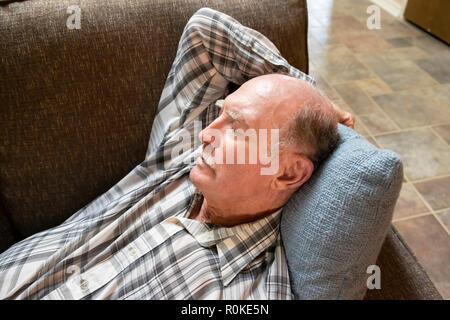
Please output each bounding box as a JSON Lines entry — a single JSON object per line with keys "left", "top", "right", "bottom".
{"left": 233, "top": 74, "right": 339, "bottom": 168}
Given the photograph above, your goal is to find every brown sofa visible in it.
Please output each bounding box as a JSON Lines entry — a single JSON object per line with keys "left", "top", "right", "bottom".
{"left": 0, "top": 0, "right": 442, "bottom": 300}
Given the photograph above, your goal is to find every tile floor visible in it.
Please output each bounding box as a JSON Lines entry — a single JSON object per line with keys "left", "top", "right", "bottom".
{"left": 306, "top": 0, "right": 450, "bottom": 299}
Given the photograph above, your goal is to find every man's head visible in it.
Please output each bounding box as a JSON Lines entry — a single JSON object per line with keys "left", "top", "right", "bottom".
{"left": 189, "top": 74, "right": 338, "bottom": 226}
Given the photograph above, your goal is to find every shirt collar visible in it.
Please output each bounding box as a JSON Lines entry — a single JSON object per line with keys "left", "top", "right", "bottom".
{"left": 172, "top": 189, "right": 282, "bottom": 287}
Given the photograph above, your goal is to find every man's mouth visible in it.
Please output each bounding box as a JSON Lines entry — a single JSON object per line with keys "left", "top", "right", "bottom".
{"left": 201, "top": 151, "right": 216, "bottom": 168}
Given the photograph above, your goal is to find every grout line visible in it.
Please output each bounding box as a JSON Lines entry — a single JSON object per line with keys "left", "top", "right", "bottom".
{"left": 410, "top": 183, "right": 435, "bottom": 212}
{"left": 372, "top": 123, "right": 450, "bottom": 137}
{"left": 326, "top": 79, "right": 381, "bottom": 143}
{"left": 430, "top": 127, "right": 450, "bottom": 147}
{"left": 314, "top": 71, "right": 345, "bottom": 104}
{"left": 434, "top": 208, "right": 450, "bottom": 214}
{"left": 351, "top": 56, "right": 445, "bottom": 136}
{"left": 395, "top": 181, "right": 450, "bottom": 237}
{"left": 403, "top": 171, "right": 411, "bottom": 184}
{"left": 392, "top": 212, "right": 431, "bottom": 223}
{"left": 356, "top": 115, "right": 376, "bottom": 138}
{"left": 321, "top": 77, "right": 378, "bottom": 139}
{"left": 409, "top": 183, "right": 450, "bottom": 236}
{"left": 409, "top": 173, "right": 450, "bottom": 184}
{"left": 320, "top": 58, "right": 450, "bottom": 142}
{"left": 349, "top": 55, "right": 398, "bottom": 120}
{"left": 433, "top": 212, "right": 450, "bottom": 235}
{"left": 366, "top": 92, "right": 403, "bottom": 132}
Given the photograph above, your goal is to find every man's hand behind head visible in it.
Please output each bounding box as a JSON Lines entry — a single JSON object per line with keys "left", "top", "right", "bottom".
{"left": 332, "top": 103, "right": 355, "bottom": 129}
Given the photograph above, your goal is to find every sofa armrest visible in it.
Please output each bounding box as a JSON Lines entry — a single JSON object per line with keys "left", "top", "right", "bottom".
{"left": 364, "top": 225, "right": 442, "bottom": 300}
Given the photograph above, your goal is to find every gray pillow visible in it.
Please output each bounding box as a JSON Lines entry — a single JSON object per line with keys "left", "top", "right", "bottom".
{"left": 280, "top": 124, "right": 403, "bottom": 299}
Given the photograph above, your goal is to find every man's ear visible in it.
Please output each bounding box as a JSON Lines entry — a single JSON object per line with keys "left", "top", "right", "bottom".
{"left": 271, "top": 154, "right": 314, "bottom": 191}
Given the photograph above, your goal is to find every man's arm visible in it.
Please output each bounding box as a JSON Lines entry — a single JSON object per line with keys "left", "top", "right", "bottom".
{"left": 145, "top": 8, "right": 314, "bottom": 161}
{"left": 185, "top": 8, "right": 314, "bottom": 85}
{"left": 191, "top": 8, "right": 354, "bottom": 129}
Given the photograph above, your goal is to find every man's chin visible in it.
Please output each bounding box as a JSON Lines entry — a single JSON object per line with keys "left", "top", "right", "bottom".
{"left": 189, "top": 165, "right": 213, "bottom": 189}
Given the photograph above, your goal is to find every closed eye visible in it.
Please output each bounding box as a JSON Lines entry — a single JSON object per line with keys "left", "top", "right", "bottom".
{"left": 219, "top": 99, "right": 249, "bottom": 129}
{"left": 226, "top": 110, "right": 249, "bottom": 130}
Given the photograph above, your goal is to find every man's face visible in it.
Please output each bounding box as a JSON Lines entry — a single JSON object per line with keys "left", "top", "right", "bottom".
{"left": 189, "top": 75, "right": 297, "bottom": 204}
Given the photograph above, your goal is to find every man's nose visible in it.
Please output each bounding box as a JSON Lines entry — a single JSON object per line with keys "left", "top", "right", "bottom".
{"left": 199, "top": 120, "right": 223, "bottom": 146}
{"left": 199, "top": 127, "right": 216, "bottom": 145}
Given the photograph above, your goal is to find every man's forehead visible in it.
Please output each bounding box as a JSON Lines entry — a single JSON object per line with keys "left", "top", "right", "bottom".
{"left": 230, "top": 76, "right": 300, "bottom": 107}
{"left": 220, "top": 75, "right": 315, "bottom": 128}
{"left": 221, "top": 98, "right": 250, "bottom": 125}
{"left": 224, "top": 93, "right": 261, "bottom": 115}
{"left": 224, "top": 85, "right": 270, "bottom": 113}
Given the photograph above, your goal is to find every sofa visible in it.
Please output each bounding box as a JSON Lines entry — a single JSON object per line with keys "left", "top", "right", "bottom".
{"left": 0, "top": 0, "right": 442, "bottom": 300}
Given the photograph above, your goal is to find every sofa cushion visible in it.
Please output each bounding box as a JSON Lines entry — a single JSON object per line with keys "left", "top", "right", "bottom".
{"left": 280, "top": 124, "right": 403, "bottom": 299}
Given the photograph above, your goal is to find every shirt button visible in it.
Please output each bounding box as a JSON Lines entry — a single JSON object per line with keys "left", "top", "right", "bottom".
{"left": 80, "top": 279, "right": 89, "bottom": 290}
{"left": 128, "top": 247, "right": 137, "bottom": 257}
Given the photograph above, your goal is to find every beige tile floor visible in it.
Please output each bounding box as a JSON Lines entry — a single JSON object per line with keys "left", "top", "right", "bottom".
{"left": 306, "top": 0, "right": 450, "bottom": 299}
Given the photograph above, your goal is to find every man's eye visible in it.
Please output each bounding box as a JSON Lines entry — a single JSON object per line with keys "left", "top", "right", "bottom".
{"left": 226, "top": 122, "right": 236, "bottom": 133}
{"left": 231, "top": 122, "right": 242, "bottom": 133}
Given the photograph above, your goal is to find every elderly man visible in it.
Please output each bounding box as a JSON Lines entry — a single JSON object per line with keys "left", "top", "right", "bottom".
{"left": 0, "top": 8, "right": 353, "bottom": 299}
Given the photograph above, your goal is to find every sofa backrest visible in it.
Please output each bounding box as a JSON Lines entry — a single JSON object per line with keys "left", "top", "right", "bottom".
{"left": 0, "top": 0, "right": 309, "bottom": 246}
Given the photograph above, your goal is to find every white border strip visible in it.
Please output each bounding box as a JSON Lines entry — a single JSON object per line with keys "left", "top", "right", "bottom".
{"left": 370, "top": 0, "right": 403, "bottom": 17}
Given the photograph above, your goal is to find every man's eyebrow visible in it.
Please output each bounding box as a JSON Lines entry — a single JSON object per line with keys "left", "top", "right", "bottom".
{"left": 226, "top": 108, "right": 249, "bottom": 127}
{"left": 226, "top": 109, "right": 242, "bottom": 120}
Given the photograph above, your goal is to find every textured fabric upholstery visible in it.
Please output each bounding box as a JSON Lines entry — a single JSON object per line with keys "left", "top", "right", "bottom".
{"left": 0, "top": 0, "right": 442, "bottom": 300}
{"left": 0, "top": 0, "right": 308, "bottom": 238}
{"left": 364, "top": 227, "right": 443, "bottom": 300}
{"left": 281, "top": 124, "right": 404, "bottom": 299}
{"left": 0, "top": 204, "right": 16, "bottom": 254}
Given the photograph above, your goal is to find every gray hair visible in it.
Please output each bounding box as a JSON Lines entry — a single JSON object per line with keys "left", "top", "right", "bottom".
{"left": 280, "top": 89, "right": 339, "bottom": 169}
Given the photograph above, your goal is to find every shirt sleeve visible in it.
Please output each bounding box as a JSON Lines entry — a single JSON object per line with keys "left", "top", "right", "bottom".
{"left": 188, "top": 7, "right": 315, "bottom": 85}
{"left": 145, "top": 7, "right": 315, "bottom": 165}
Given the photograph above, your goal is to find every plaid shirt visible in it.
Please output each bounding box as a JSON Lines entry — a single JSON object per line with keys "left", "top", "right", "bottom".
{"left": 0, "top": 8, "right": 314, "bottom": 300}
